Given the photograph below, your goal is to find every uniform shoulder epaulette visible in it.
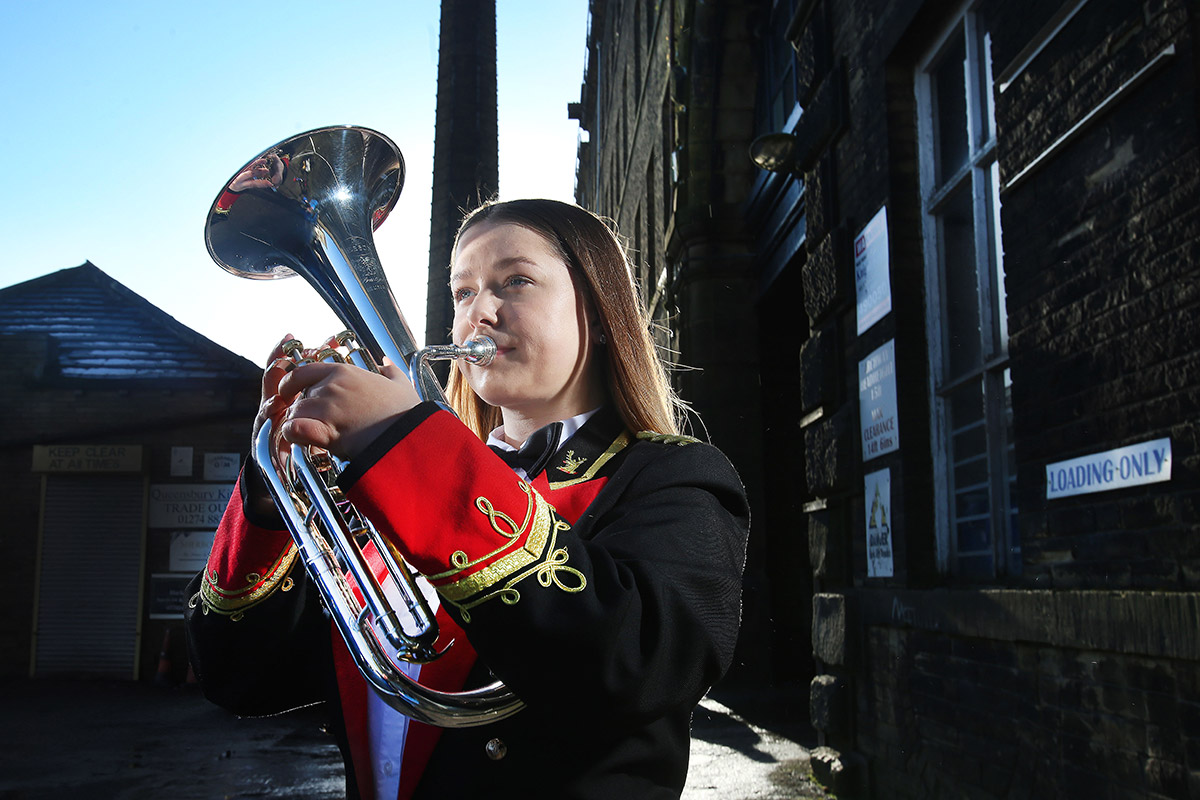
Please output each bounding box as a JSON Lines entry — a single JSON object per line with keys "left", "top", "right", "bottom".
{"left": 636, "top": 430, "right": 701, "bottom": 446}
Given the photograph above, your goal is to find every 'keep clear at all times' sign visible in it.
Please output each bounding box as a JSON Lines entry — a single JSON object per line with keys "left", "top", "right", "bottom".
{"left": 1046, "top": 438, "right": 1172, "bottom": 499}
{"left": 859, "top": 339, "right": 899, "bottom": 461}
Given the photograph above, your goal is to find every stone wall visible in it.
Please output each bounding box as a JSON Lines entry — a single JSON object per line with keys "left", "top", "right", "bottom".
{"left": 579, "top": 1, "right": 1199, "bottom": 793}
{"left": 996, "top": 0, "right": 1200, "bottom": 589}
{"left": 788, "top": 0, "right": 1200, "bottom": 795}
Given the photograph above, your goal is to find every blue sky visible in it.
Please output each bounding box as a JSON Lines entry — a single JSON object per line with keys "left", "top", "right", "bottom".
{"left": 0, "top": 1, "right": 589, "bottom": 362}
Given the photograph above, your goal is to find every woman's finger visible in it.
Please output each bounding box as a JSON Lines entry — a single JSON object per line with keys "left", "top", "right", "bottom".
{"left": 277, "top": 361, "right": 340, "bottom": 401}
{"left": 260, "top": 334, "right": 295, "bottom": 399}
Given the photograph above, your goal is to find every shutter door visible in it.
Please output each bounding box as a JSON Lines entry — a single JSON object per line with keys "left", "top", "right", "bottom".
{"left": 35, "top": 475, "right": 145, "bottom": 678}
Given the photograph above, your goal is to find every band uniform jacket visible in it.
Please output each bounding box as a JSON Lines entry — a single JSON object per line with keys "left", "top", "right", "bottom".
{"left": 185, "top": 403, "right": 749, "bottom": 799}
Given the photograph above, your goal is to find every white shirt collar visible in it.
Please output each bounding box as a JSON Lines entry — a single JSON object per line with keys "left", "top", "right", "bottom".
{"left": 486, "top": 407, "right": 601, "bottom": 453}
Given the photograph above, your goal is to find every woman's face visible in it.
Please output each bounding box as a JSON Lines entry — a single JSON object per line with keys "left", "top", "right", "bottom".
{"left": 450, "top": 221, "right": 605, "bottom": 428}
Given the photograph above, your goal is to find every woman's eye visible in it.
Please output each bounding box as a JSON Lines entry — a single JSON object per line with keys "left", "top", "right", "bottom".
{"left": 506, "top": 276, "right": 532, "bottom": 288}
{"left": 452, "top": 287, "right": 475, "bottom": 303}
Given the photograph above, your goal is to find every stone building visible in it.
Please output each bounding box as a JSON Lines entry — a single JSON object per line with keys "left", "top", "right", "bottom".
{"left": 573, "top": 0, "right": 1199, "bottom": 796}
{"left": 572, "top": 0, "right": 800, "bottom": 689}
{"left": 0, "top": 263, "right": 259, "bottom": 683}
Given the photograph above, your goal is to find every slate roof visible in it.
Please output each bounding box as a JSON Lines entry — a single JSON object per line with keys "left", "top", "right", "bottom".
{"left": 0, "top": 262, "right": 260, "bottom": 384}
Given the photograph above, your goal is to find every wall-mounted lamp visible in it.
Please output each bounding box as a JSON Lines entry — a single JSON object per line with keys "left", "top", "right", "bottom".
{"left": 748, "top": 68, "right": 844, "bottom": 176}
{"left": 749, "top": 132, "right": 800, "bottom": 173}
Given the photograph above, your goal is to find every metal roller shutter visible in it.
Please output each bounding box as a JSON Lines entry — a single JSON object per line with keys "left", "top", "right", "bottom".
{"left": 34, "top": 475, "right": 146, "bottom": 678}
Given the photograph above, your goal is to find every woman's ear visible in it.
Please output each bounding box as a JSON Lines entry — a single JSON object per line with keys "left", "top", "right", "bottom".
{"left": 587, "top": 307, "right": 606, "bottom": 345}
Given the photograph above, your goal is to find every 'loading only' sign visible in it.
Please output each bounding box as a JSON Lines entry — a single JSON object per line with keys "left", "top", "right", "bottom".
{"left": 1045, "top": 438, "right": 1172, "bottom": 499}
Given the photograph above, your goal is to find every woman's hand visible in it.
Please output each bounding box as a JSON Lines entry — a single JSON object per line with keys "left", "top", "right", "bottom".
{"left": 250, "top": 335, "right": 297, "bottom": 456}
{"left": 228, "top": 153, "right": 286, "bottom": 192}
{"left": 276, "top": 357, "right": 421, "bottom": 461}
{"left": 243, "top": 335, "right": 300, "bottom": 518}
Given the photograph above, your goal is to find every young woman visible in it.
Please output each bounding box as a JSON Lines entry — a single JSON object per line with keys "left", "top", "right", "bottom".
{"left": 186, "top": 199, "right": 749, "bottom": 800}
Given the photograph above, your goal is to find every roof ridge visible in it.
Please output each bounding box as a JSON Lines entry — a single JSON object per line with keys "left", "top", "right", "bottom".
{"left": 0, "top": 263, "right": 259, "bottom": 382}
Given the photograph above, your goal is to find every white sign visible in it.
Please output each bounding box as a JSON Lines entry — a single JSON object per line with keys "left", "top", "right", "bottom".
{"left": 149, "top": 483, "right": 235, "bottom": 529}
{"left": 866, "top": 468, "right": 893, "bottom": 577}
{"left": 169, "top": 530, "right": 217, "bottom": 572}
{"left": 855, "top": 205, "right": 892, "bottom": 335}
{"left": 171, "top": 446, "right": 194, "bottom": 477}
{"left": 859, "top": 340, "right": 899, "bottom": 461}
{"left": 1046, "top": 438, "right": 1172, "bottom": 499}
{"left": 204, "top": 452, "right": 242, "bottom": 482}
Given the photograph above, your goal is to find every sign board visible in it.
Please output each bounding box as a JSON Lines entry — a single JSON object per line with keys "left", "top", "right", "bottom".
{"left": 204, "top": 452, "right": 242, "bottom": 482}
{"left": 855, "top": 205, "right": 892, "bottom": 335}
{"left": 171, "top": 446, "right": 194, "bottom": 477}
{"left": 148, "top": 573, "right": 194, "bottom": 619}
{"left": 859, "top": 340, "right": 899, "bottom": 461}
{"left": 1046, "top": 438, "right": 1172, "bottom": 499}
{"left": 32, "top": 444, "right": 142, "bottom": 473}
{"left": 866, "top": 468, "right": 893, "bottom": 578}
{"left": 169, "top": 530, "right": 217, "bottom": 573}
{"left": 149, "top": 483, "right": 235, "bottom": 529}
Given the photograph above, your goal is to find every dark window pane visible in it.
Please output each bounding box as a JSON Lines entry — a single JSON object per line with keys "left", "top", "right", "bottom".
{"left": 956, "top": 486, "right": 990, "bottom": 518}
{"left": 955, "top": 457, "right": 988, "bottom": 491}
{"left": 957, "top": 517, "right": 991, "bottom": 554}
{"left": 953, "top": 424, "right": 987, "bottom": 464}
{"left": 942, "top": 184, "right": 981, "bottom": 377}
{"left": 934, "top": 33, "right": 968, "bottom": 182}
{"left": 950, "top": 380, "right": 984, "bottom": 426}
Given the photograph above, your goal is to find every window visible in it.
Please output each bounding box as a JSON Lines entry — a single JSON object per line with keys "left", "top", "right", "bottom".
{"left": 916, "top": 7, "right": 1017, "bottom": 579}
{"left": 756, "top": 0, "right": 801, "bottom": 137}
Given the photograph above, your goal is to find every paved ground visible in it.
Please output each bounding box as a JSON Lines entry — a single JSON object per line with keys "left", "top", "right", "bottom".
{"left": 0, "top": 678, "right": 828, "bottom": 799}
{"left": 687, "top": 694, "right": 832, "bottom": 799}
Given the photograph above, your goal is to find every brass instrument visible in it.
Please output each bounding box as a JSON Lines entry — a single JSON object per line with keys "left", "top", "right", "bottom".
{"left": 204, "top": 125, "right": 522, "bottom": 728}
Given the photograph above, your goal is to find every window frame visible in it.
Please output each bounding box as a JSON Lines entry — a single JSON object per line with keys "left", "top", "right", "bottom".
{"left": 915, "top": 3, "right": 1018, "bottom": 579}
{"left": 755, "top": 0, "right": 802, "bottom": 139}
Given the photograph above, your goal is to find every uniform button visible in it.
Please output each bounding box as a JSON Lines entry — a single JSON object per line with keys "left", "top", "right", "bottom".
{"left": 485, "top": 737, "right": 508, "bottom": 760}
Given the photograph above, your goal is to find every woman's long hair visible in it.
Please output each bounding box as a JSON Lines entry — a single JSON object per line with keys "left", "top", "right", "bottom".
{"left": 444, "top": 199, "right": 682, "bottom": 439}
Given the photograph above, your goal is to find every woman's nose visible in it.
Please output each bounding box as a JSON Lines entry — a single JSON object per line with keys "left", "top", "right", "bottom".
{"left": 466, "top": 291, "right": 500, "bottom": 329}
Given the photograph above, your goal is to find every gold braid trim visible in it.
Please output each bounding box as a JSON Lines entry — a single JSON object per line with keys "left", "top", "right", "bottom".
{"left": 548, "top": 430, "right": 633, "bottom": 489}
{"left": 423, "top": 480, "right": 539, "bottom": 584}
{"left": 431, "top": 482, "right": 586, "bottom": 619}
{"left": 194, "top": 543, "right": 299, "bottom": 621}
{"left": 636, "top": 430, "right": 700, "bottom": 446}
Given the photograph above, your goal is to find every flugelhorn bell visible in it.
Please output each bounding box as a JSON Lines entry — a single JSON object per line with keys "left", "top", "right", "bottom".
{"left": 203, "top": 125, "right": 522, "bottom": 728}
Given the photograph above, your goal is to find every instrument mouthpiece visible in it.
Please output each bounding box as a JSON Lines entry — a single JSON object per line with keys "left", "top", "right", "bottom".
{"left": 461, "top": 336, "right": 496, "bottom": 366}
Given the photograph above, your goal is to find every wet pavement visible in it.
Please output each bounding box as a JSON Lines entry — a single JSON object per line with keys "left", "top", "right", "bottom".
{"left": 0, "top": 679, "right": 826, "bottom": 799}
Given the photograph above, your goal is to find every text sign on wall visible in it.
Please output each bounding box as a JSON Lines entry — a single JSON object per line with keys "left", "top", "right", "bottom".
{"left": 149, "top": 484, "right": 235, "bottom": 529}
{"left": 855, "top": 205, "right": 892, "bottom": 335}
{"left": 149, "top": 573, "right": 194, "bottom": 619}
{"left": 169, "top": 530, "right": 217, "bottom": 572}
{"left": 171, "top": 446, "right": 194, "bottom": 477}
{"left": 204, "top": 452, "right": 242, "bottom": 482}
{"left": 32, "top": 444, "right": 142, "bottom": 473}
{"left": 859, "top": 340, "right": 899, "bottom": 461}
{"left": 866, "top": 468, "right": 893, "bottom": 578}
{"left": 1046, "top": 438, "right": 1172, "bottom": 499}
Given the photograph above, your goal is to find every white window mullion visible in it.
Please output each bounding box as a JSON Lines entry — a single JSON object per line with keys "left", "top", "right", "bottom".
{"left": 989, "top": 161, "right": 1009, "bottom": 353}
{"left": 916, "top": 6, "right": 1013, "bottom": 579}
{"left": 916, "top": 33, "right": 952, "bottom": 573}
